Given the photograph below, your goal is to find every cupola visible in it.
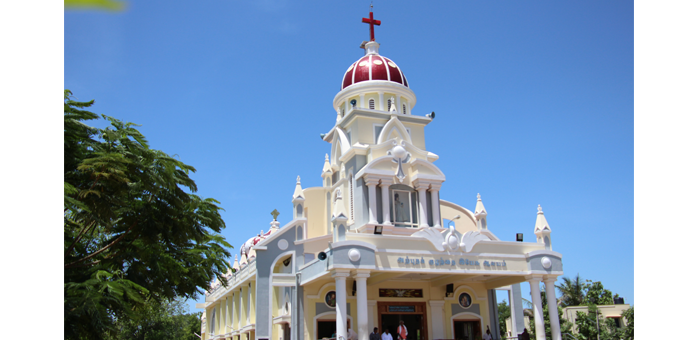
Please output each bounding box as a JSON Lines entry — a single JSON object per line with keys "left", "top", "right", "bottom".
{"left": 341, "top": 41, "right": 409, "bottom": 90}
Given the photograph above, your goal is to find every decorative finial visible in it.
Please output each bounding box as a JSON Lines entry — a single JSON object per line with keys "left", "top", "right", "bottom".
{"left": 362, "top": 5, "right": 382, "bottom": 41}
{"left": 477, "top": 193, "right": 481, "bottom": 200}
{"left": 325, "top": 153, "right": 329, "bottom": 161}
{"left": 271, "top": 209, "right": 280, "bottom": 221}
{"left": 538, "top": 204, "right": 543, "bottom": 213}
{"left": 387, "top": 141, "right": 411, "bottom": 182}
{"left": 296, "top": 175, "right": 301, "bottom": 184}
{"left": 389, "top": 96, "right": 397, "bottom": 113}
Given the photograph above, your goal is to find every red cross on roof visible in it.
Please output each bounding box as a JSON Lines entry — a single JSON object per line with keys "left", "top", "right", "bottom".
{"left": 362, "top": 9, "right": 381, "bottom": 41}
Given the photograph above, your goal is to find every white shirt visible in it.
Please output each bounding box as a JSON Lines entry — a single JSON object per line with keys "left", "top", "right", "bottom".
{"left": 348, "top": 329, "right": 358, "bottom": 340}
{"left": 381, "top": 333, "right": 393, "bottom": 340}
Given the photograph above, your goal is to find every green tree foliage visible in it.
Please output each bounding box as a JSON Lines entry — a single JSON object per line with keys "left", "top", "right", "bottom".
{"left": 556, "top": 274, "right": 586, "bottom": 307}
{"left": 65, "top": 0, "right": 126, "bottom": 11}
{"left": 105, "top": 297, "right": 202, "bottom": 340}
{"left": 583, "top": 280, "right": 614, "bottom": 306}
{"left": 64, "top": 90, "right": 232, "bottom": 339}
{"left": 498, "top": 299, "right": 511, "bottom": 338}
{"left": 555, "top": 275, "right": 616, "bottom": 307}
{"left": 573, "top": 305, "right": 626, "bottom": 340}
{"left": 621, "top": 307, "right": 633, "bottom": 340}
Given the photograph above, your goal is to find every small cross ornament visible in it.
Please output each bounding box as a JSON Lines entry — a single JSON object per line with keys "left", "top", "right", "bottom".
{"left": 387, "top": 141, "right": 411, "bottom": 182}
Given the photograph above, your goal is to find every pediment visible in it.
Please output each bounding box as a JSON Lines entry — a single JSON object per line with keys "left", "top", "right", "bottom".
{"left": 377, "top": 115, "right": 412, "bottom": 145}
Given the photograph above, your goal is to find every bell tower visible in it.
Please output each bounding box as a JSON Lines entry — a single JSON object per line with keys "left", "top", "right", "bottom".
{"left": 322, "top": 8, "right": 445, "bottom": 235}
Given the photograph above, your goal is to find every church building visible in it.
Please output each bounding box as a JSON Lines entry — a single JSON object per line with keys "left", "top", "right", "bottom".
{"left": 199, "top": 10, "right": 564, "bottom": 340}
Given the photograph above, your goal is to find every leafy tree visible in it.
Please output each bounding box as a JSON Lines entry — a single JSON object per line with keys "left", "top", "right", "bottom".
{"left": 573, "top": 305, "right": 630, "bottom": 340}
{"left": 621, "top": 307, "right": 633, "bottom": 340}
{"left": 556, "top": 274, "right": 586, "bottom": 307}
{"left": 498, "top": 299, "right": 511, "bottom": 337}
{"left": 573, "top": 306, "right": 599, "bottom": 340}
{"left": 65, "top": 0, "right": 126, "bottom": 11}
{"left": 64, "top": 90, "right": 232, "bottom": 339}
{"left": 583, "top": 280, "right": 614, "bottom": 306}
{"left": 105, "top": 297, "right": 202, "bottom": 340}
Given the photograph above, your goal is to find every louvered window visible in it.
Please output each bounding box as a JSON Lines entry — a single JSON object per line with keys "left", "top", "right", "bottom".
{"left": 369, "top": 99, "right": 375, "bottom": 109}
{"left": 403, "top": 104, "right": 407, "bottom": 114}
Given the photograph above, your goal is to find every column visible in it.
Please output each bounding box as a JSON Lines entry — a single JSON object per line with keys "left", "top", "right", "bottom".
{"left": 225, "top": 296, "right": 229, "bottom": 333}
{"left": 380, "top": 180, "right": 391, "bottom": 225}
{"left": 378, "top": 92, "right": 385, "bottom": 111}
{"left": 428, "top": 300, "right": 445, "bottom": 339}
{"left": 527, "top": 277, "right": 546, "bottom": 340}
{"left": 333, "top": 270, "right": 350, "bottom": 340}
{"left": 355, "top": 271, "right": 371, "bottom": 340}
{"left": 429, "top": 184, "right": 441, "bottom": 227}
{"left": 368, "top": 300, "right": 377, "bottom": 333}
{"left": 239, "top": 288, "right": 244, "bottom": 329}
{"left": 544, "top": 278, "right": 562, "bottom": 340}
{"left": 414, "top": 182, "right": 430, "bottom": 228}
{"left": 508, "top": 284, "right": 525, "bottom": 337}
{"left": 366, "top": 177, "right": 379, "bottom": 225}
{"left": 232, "top": 291, "right": 238, "bottom": 332}
{"left": 219, "top": 301, "right": 225, "bottom": 335}
{"left": 396, "top": 95, "right": 402, "bottom": 114}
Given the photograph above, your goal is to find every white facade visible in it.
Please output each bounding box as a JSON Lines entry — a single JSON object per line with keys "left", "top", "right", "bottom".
{"left": 200, "top": 18, "right": 564, "bottom": 340}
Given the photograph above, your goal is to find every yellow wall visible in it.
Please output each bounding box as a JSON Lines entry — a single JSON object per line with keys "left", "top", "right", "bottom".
{"left": 302, "top": 278, "right": 492, "bottom": 340}
{"left": 250, "top": 282, "right": 257, "bottom": 325}
{"left": 303, "top": 187, "right": 328, "bottom": 239}
{"left": 241, "top": 284, "right": 249, "bottom": 326}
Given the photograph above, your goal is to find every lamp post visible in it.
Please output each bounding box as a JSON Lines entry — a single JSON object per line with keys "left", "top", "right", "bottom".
{"left": 447, "top": 215, "right": 460, "bottom": 228}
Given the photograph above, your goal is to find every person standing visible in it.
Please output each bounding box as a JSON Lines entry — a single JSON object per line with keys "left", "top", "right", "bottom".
{"left": 382, "top": 329, "right": 393, "bottom": 340}
{"left": 483, "top": 328, "right": 492, "bottom": 340}
{"left": 520, "top": 329, "right": 531, "bottom": 340}
{"left": 396, "top": 320, "right": 408, "bottom": 340}
{"left": 370, "top": 327, "right": 381, "bottom": 340}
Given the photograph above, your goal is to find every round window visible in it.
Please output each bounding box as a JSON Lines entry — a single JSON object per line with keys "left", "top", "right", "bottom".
{"left": 458, "top": 293, "right": 472, "bottom": 309}
{"left": 325, "top": 291, "right": 336, "bottom": 308}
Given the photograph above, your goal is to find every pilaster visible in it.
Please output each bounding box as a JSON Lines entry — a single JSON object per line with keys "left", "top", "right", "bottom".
{"left": 429, "top": 183, "right": 442, "bottom": 227}
{"left": 364, "top": 177, "right": 380, "bottom": 225}
{"left": 428, "top": 300, "right": 446, "bottom": 339}
{"left": 413, "top": 181, "right": 431, "bottom": 228}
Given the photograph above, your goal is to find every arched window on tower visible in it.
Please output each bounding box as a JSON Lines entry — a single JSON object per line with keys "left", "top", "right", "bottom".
{"left": 369, "top": 99, "right": 375, "bottom": 110}
{"left": 403, "top": 104, "right": 407, "bottom": 114}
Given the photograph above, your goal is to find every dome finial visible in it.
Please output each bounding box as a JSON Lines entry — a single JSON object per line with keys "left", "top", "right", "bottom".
{"left": 362, "top": 5, "right": 382, "bottom": 42}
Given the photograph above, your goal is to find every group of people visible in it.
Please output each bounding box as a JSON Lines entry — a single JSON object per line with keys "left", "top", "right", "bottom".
{"left": 368, "top": 320, "right": 409, "bottom": 340}
{"left": 344, "top": 319, "right": 505, "bottom": 340}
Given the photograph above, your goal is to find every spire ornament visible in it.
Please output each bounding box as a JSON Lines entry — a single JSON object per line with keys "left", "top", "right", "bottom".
{"left": 387, "top": 141, "right": 411, "bottom": 182}
{"left": 362, "top": 5, "right": 382, "bottom": 42}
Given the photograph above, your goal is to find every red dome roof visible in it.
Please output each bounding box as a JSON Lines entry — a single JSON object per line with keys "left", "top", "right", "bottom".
{"left": 341, "top": 54, "right": 409, "bottom": 90}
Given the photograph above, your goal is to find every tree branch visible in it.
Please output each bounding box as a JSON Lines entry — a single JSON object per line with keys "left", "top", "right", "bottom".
{"left": 64, "top": 220, "right": 97, "bottom": 258}
{"left": 65, "top": 220, "right": 137, "bottom": 268}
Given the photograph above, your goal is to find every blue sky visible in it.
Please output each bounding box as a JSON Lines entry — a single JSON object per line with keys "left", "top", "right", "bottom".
{"left": 64, "top": 1, "right": 634, "bottom": 313}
